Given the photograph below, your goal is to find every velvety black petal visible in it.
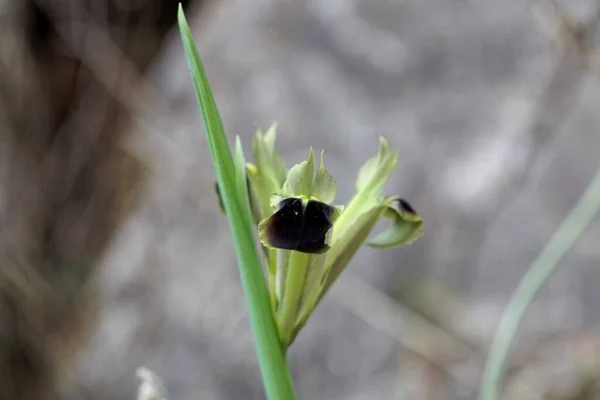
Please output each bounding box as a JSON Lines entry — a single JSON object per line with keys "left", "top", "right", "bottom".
{"left": 265, "top": 197, "right": 304, "bottom": 250}
{"left": 298, "top": 200, "right": 335, "bottom": 253}
{"left": 264, "top": 197, "right": 335, "bottom": 254}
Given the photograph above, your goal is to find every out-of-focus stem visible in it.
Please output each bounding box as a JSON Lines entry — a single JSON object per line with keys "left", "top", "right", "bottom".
{"left": 479, "top": 164, "right": 600, "bottom": 400}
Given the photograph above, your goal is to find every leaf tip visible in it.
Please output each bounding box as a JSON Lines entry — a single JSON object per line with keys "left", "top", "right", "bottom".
{"left": 177, "top": 3, "right": 186, "bottom": 26}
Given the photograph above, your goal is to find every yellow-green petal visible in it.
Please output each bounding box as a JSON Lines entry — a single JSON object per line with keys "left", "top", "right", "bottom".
{"left": 311, "top": 150, "right": 337, "bottom": 204}
{"left": 282, "top": 148, "right": 316, "bottom": 197}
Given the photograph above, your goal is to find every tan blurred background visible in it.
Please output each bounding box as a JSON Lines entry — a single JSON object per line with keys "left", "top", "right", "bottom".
{"left": 2, "top": 0, "right": 600, "bottom": 399}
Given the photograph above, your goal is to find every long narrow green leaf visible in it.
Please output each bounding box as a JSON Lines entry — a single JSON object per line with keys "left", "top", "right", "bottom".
{"left": 177, "top": 5, "right": 296, "bottom": 399}
{"left": 478, "top": 163, "right": 600, "bottom": 400}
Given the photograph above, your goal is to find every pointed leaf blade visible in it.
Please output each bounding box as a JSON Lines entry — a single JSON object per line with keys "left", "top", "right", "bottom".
{"left": 177, "top": 6, "right": 295, "bottom": 399}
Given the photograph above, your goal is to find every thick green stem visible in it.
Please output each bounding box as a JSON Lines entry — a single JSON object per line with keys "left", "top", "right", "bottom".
{"left": 277, "top": 251, "right": 309, "bottom": 347}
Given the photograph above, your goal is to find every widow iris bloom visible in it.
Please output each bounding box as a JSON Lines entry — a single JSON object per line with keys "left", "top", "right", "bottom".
{"left": 215, "top": 125, "right": 423, "bottom": 350}
{"left": 262, "top": 197, "right": 336, "bottom": 254}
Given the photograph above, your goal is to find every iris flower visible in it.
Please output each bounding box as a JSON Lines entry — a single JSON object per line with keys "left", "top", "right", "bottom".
{"left": 217, "top": 124, "right": 423, "bottom": 350}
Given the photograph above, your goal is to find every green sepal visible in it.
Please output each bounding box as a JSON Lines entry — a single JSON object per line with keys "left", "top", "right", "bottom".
{"left": 280, "top": 148, "right": 338, "bottom": 204}
{"left": 355, "top": 137, "right": 397, "bottom": 196}
{"left": 243, "top": 124, "right": 287, "bottom": 225}
{"left": 246, "top": 163, "right": 270, "bottom": 225}
{"left": 282, "top": 148, "right": 316, "bottom": 197}
{"left": 312, "top": 150, "right": 337, "bottom": 204}
{"left": 257, "top": 123, "right": 287, "bottom": 187}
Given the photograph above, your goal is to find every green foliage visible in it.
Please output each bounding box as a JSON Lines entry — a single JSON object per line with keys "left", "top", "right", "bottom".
{"left": 479, "top": 165, "right": 600, "bottom": 400}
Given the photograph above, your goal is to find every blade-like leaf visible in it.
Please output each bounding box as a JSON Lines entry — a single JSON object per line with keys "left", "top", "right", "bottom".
{"left": 177, "top": 6, "right": 295, "bottom": 400}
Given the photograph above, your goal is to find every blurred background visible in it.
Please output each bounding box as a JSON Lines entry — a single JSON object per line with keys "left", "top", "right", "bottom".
{"left": 1, "top": 0, "right": 600, "bottom": 399}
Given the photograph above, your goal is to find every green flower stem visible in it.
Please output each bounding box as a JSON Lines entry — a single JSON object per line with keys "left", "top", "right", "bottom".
{"left": 278, "top": 250, "right": 309, "bottom": 347}
{"left": 268, "top": 248, "right": 278, "bottom": 312}
{"left": 478, "top": 165, "right": 600, "bottom": 400}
